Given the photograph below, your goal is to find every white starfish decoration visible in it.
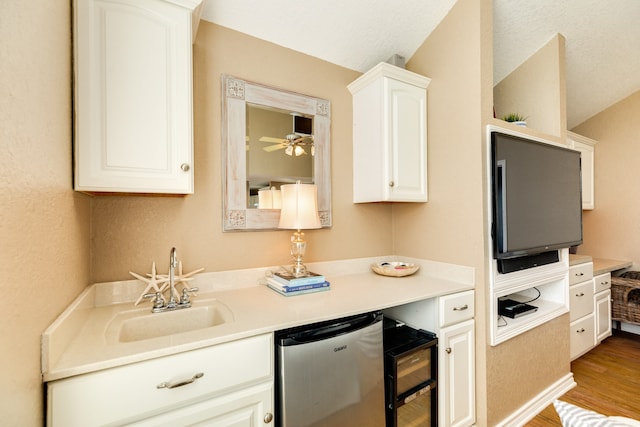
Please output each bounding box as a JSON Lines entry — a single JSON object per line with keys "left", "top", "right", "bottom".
{"left": 130, "top": 262, "right": 169, "bottom": 306}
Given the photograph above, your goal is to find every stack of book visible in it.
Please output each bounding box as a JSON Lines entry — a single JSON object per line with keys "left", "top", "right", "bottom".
{"left": 266, "top": 271, "right": 330, "bottom": 296}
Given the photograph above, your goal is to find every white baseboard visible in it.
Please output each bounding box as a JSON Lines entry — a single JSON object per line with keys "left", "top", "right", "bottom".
{"left": 495, "top": 373, "right": 576, "bottom": 427}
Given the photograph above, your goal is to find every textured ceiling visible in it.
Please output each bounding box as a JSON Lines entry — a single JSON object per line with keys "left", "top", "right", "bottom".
{"left": 201, "top": 0, "right": 640, "bottom": 129}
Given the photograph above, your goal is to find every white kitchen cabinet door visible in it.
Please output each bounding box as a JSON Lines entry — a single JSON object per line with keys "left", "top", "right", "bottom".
{"left": 439, "top": 319, "right": 475, "bottom": 427}
{"left": 349, "top": 62, "right": 430, "bottom": 203}
{"left": 567, "top": 132, "right": 596, "bottom": 210}
{"left": 73, "top": 0, "right": 199, "bottom": 194}
{"left": 595, "top": 289, "right": 612, "bottom": 343}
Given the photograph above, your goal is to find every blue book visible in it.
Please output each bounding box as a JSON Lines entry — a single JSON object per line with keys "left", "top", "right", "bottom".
{"left": 267, "top": 282, "right": 330, "bottom": 297}
{"left": 270, "top": 271, "right": 326, "bottom": 286}
{"left": 266, "top": 278, "right": 330, "bottom": 292}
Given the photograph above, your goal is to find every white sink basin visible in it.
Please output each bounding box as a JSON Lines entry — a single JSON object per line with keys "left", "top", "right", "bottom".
{"left": 105, "top": 299, "right": 234, "bottom": 344}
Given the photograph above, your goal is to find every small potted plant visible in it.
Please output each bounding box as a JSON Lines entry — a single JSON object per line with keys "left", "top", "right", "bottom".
{"left": 502, "top": 113, "right": 527, "bottom": 127}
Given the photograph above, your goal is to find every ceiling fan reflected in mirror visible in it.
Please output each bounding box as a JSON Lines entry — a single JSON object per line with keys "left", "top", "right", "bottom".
{"left": 260, "top": 113, "right": 314, "bottom": 156}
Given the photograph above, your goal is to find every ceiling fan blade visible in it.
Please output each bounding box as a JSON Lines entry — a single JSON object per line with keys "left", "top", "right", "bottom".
{"left": 263, "top": 144, "right": 286, "bottom": 152}
{"left": 259, "top": 136, "right": 287, "bottom": 143}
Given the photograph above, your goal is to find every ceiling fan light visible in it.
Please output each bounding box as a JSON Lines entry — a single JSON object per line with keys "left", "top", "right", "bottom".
{"left": 285, "top": 145, "right": 293, "bottom": 156}
{"left": 294, "top": 146, "right": 306, "bottom": 156}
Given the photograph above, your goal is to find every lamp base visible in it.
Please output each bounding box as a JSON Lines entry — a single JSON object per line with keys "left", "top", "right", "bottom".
{"left": 289, "top": 262, "right": 309, "bottom": 278}
{"left": 288, "top": 230, "right": 309, "bottom": 278}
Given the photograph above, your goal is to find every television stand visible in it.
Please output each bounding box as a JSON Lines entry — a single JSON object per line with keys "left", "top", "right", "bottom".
{"left": 497, "top": 251, "right": 559, "bottom": 274}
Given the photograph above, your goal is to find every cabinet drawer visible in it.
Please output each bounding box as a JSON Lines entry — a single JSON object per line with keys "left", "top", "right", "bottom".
{"left": 593, "top": 272, "right": 612, "bottom": 293}
{"left": 48, "top": 333, "right": 273, "bottom": 427}
{"left": 570, "top": 281, "right": 594, "bottom": 322}
{"left": 569, "top": 262, "right": 593, "bottom": 285}
{"left": 570, "top": 313, "right": 595, "bottom": 360}
{"left": 440, "top": 291, "right": 474, "bottom": 328}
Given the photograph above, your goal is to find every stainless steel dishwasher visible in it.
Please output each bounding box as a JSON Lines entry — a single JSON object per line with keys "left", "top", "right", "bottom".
{"left": 275, "top": 311, "right": 385, "bottom": 427}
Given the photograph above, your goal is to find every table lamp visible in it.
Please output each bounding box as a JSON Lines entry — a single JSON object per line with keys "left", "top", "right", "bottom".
{"left": 278, "top": 182, "right": 321, "bottom": 277}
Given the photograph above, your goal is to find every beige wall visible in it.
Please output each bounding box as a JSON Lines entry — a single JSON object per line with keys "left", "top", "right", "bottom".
{"left": 485, "top": 28, "right": 572, "bottom": 425}
{"left": 90, "top": 22, "right": 393, "bottom": 281}
{"left": 573, "top": 90, "right": 640, "bottom": 262}
{"left": 494, "top": 34, "right": 567, "bottom": 139}
{"left": 397, "top": 0, "right": 491, "bottom": 422}
{"left": 0, "top": 1, "right": 91, "bottom": 424}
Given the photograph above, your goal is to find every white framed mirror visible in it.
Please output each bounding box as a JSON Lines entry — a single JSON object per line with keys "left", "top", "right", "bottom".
{"left": 222, "top": 75, "right": 331, "bottom": 231}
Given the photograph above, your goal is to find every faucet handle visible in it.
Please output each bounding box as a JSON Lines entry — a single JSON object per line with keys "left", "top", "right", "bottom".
{"left": 180, "top": 287, "right": 199, "bottom": 305}
{"left": 144, "top": 292, "right": 165, "bottom": 309}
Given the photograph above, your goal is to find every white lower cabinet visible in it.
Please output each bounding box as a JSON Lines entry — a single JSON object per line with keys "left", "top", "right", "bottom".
{"left": 383, "top": 290, "right": 476, "bottom": 427}
{"left": 46, "top": 334, "right": 273, "bottom": 426}
{"left": 569, "top": 266, "right": 613, "bottom": 359}
{"left": 439, "top": 318, "right": 475, "bottom": 427}
{"left": 568, "top": 264, "right": 616, "bottom": 359}
{"left": 594, "top": 273, "right": 612, "bottom": 343}
{"left": 569, "top": 262, "right": 595, "bottom": 360}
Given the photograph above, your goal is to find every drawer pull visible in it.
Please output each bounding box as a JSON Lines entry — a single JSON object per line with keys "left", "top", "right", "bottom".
{"left": 157, "top": 372, "right": 204, "bottom": 389}
{"left": 601, "top": 281, "right": 609, "bottom": 286}
{"left": 453, "top": 304, "right": 469, "bottom": 311}
{"left": 576, "top": 292, "right": 585, "bottom": 297}
{"left": 576, "top": 328, "right": 585, "bottom": 333}
{"left": 575, "top": 272, "right": 584, "bottom": 277}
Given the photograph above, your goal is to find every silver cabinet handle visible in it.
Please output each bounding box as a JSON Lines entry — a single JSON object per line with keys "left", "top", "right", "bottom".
{"left": 157, "top": 372, "right": 204, "bottom": 389}
{"left": 453, "top": 304, "right": 469, "bottom": 311}
{"left": 180, "top": 163, "right": 191, "bottom": 172}
{"left": 264, "top": 412, "right": 274, "bottom": 423}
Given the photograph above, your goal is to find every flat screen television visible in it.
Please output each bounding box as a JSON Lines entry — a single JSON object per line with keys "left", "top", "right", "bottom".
{"left": 490, "top": 128, "right": 583, "bottom": 273}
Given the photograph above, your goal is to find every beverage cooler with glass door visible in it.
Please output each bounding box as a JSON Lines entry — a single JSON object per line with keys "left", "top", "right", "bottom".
{"left": 383, "top": 318, "right": 438, "bottom": 427}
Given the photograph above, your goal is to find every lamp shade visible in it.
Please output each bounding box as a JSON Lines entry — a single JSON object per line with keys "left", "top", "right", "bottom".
{"left": 278, "top": 183, "right": 321, "bottom": 230}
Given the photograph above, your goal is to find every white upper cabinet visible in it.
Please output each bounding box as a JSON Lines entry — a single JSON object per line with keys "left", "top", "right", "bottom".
{"left": 348, "top": 63, "right": 431, "bottom": 203}
{"left": 73, "top": 0, "right": 202, "bottom": 194}
{"left": 567, "top": 131, "right": 596, "bottom": 210}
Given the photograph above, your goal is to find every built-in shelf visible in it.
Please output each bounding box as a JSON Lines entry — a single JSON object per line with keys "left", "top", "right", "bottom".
{"left": 490, "top": 249, "right": 570, "bottom": 346}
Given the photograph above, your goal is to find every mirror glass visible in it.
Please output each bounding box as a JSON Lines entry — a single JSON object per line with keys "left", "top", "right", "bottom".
{"left": 222, "top": 75, "right": 331, "bottom": 231}
{"left": 245, "top": 104, "right": 314, "bottom": 208}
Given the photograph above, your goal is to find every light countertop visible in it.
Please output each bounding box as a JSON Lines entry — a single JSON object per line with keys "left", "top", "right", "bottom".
{"left": 569, "top": 254, "right": 632, "bottom": 275}
{"left": 42, "top": 256, "right": 474, "bottom": 382}
{"left": 593, "top": 258, "right": 632, "bottom": 276}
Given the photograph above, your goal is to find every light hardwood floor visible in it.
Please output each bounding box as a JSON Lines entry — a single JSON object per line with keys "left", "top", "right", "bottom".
{"left": 525, "top": 330, "right": 640, "bottom": 426}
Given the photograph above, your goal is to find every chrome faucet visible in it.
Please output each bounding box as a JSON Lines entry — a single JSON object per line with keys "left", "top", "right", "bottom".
{"left": 167, "top": 247, "right": 179, "bottom": 309}
{"left": 143, "top": 247, "right": 198, "bottom": 313}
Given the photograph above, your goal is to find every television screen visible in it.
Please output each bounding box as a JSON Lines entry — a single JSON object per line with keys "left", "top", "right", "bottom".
{"left": 491, "top": 130, "right": 583, "bottom": 261}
